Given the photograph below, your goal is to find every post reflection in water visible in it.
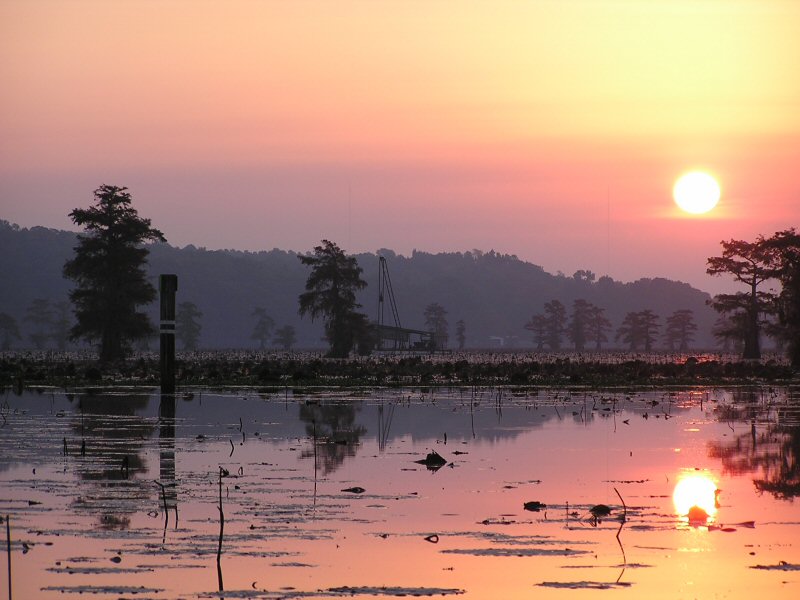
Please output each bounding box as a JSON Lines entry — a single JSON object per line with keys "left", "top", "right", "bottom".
{"left": 157, "top": 393, "right": 178, "bottom": 534}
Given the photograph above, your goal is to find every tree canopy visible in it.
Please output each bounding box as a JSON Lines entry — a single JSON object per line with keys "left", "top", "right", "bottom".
{"left": 707, "top": 237, "right": 774, "bottom": 359}
{"left": 762, "top": 229, "right": 800, "bottom": 365}
{"left": 707, "top": 230, "right": 800, "bottom": 363}
{"left": 424, "top": 302, "right": 449, "bottom": 350}
{"left": 298, "top": 240, "right": 368, "bottom": 357}
{"left": 251, "top": 307, "right": 275, "bottom": 350}
{"left": 63, "top": 185, "right": 165, "bottom": 362}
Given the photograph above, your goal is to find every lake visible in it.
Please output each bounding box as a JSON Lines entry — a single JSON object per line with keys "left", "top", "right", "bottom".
{"left": 1, "top": 386, "right": 798, "bottom": 598}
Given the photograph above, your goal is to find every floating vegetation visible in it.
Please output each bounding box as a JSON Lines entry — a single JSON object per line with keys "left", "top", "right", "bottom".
{"left": 41, "top": 584, "right": 164, "bottom": 595}
{"left": 537, "top": 581, "right": 634, "bottom": 590}
{"left": 750, "top": 562, "right": 800, "bottom": 571}
{"left": 441, "top": 547, "right": 591, "bottom": 557}
{"left": 193, "top": 586, "right": 465, "bottom": 599}
{"left": 323, "top": 586, "right": 465, "bottom": 597}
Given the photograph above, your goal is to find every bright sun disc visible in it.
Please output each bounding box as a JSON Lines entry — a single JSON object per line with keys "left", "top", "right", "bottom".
{"left": 673, "top": 474, "right": 718, "bottom": 520}
{"left": 673, "top": 171, "right": 721, "bottom": 214}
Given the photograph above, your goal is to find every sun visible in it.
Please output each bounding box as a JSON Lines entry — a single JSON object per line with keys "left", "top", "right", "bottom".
{"left": 673, "top": 171, "right": 721, "bottom": 215}
{"left": 673, "top": 474, "right": 718, "bottom": 521}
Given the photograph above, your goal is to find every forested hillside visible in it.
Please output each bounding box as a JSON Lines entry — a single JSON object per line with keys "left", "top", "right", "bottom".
{"left": 0, "top": 221, "right": 718, "bottom": 350}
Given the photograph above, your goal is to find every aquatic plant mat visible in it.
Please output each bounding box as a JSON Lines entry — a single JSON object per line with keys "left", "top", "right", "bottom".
{"left": 1, "top": 386, "right": 798, "bottom": 598}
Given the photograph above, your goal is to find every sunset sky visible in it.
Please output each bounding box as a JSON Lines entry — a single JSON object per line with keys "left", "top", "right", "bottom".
{"left": 1, "top": 0, "right": 798, "bottom": 294}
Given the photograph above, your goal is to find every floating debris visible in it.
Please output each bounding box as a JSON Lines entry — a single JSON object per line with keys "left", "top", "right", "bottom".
{"left": 415, "top": 451, "right": 447, "bottom": 468}
{"left": 589, "top": 504, "right": 612, "bottom": 518}
{"left": 523, "top": 501, "right": 546, "bottom": 512}
{"left": 341, "top": 487, "right": 366, "bottom": 494}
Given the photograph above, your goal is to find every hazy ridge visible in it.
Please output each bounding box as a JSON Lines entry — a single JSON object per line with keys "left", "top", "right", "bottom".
{"left": 0, "top": 221, "right": 717, "bottom": 349}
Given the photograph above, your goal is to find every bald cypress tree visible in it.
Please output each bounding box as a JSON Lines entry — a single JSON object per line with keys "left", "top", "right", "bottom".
{"left": 298, "top": 240, "right": 368, "bottom": 358}
{"left": 64, "top": 185, "right": 165, "bottom": 362}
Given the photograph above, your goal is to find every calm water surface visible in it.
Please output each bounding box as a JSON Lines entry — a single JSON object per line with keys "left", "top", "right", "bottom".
{"left": 1, "top": 386, "right": 798, "bottom": 599}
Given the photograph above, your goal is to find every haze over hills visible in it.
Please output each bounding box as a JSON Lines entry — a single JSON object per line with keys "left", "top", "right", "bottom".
{"left": 0, "top": 220, "right": 719, "bottom": 350}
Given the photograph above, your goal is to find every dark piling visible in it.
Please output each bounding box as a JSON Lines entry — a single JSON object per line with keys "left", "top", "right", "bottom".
{"left": 159, "top": 274, "right": 178, "bottom": 395}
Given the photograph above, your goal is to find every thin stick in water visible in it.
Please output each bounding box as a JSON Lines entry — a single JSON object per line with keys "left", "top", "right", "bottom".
{"left": 217, "top": 467, "right": 224, "bottom": 592}
{"left": 154, "top": 481, "right": 169, "bottom": 544}
{"left": 613, "top": 486, "right": 628, "bottom": 580}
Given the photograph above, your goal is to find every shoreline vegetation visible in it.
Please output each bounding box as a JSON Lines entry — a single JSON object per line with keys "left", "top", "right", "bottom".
{"left": 1, "top": 350, "right": 796, "bottom": 391}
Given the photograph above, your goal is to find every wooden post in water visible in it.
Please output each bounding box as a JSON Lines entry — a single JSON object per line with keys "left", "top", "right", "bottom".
{"left": 6, "top": 514, "right": 11, "bottom": 600}
{"left": 159, "top": 274, "right": 178, "bottom": 395}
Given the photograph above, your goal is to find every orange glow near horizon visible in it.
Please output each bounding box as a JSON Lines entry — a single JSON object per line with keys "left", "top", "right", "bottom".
{"left": 0, "top": 0, "right": 798, "bottom": 291}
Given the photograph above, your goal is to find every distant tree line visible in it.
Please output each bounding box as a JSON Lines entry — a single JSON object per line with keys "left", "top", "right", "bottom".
{"left": 0, "top": 298, "right": 73, "bottom": 351}
{"left": 4, "top": 185, "right": 798, "bottom": 365}
{"left": 522, "top": 301, "right": 698, "bottom": 353}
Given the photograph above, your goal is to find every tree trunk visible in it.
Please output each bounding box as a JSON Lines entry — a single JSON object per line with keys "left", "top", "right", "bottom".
{"left": 743, "top": 282, "right": 761, "bottom": 360}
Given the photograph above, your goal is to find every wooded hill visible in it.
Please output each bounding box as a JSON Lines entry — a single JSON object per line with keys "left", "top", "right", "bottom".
{"left": 0, "top": 220, "right": 719, "bottom": 350}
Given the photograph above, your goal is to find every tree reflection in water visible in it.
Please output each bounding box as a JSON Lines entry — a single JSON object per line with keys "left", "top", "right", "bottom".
{"left": 299, "top": 401, "right": 366, "bottom": 475}
{"left": 69, "top": 392, "right": 156, "bottom": 529}
{"left": 708, "top": 386, "right": 800, "bottom": 500}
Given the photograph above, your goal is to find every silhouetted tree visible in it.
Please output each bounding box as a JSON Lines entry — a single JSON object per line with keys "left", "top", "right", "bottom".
{"left": 586, "top": 304, "right": 612, "bottom": 350}
{"left": 567, "top": 299, "right": 593, "bottom": 351}
{"left": 273, "top": 324, "right": 297, "bottom": 350}
{"left": 762, "top": 229, "right": 800, "bottom": 366}
{"left": 524, "top": 314, "right": 547, "bottom": 350}
{"left": 50, "top": 300, "right": 72, "bottom": 351}
{"left": 639, "top": 309, "right": 660, "bottom": 351}
{"left": 24, "top": 298, "right": 52, "bottom": 349}
{"left": 251, "top": 307, "right": 275, "bottom": 350}
{"left": 762, "top": 313, "right": 787, "bottom": 353}
{"left": 298, "top": 240, "right": 368, "bottom": 358}
{"left": 616, "top": 310, "right": 659, "bottom": 351}
{"left": 712, "top": 313, "right": 746, "bottom": 352}
{"left": 707, "top": 237, "right": 776, "bottom": 359}
{"left": 543, "top": 299, "right": 566, "bottom": 350}
{"left": 0, "top": 312, "right": 21, "bottom": 350}
{"left": 615, "top": 312, "right": 640, "bottom": 351}
{"left": 664, "top": 309, "right": 698, "bottom": 351}
{"left": 63, "top": 185, "right": 165, "bottom": 362}
{"left": 176, "top": 301, "right": 202, "bottom": 351}
{"left": 572, "top": 269, "right": 596, "bottom": 283}
{"left": 455, "top": 319, "right": 466, "bottom": 350}
{"left": 424, "top": 302, "right": 449, "bottom": 350}
{"left": 350, "top": 312, "right": 376, "bottom": 355}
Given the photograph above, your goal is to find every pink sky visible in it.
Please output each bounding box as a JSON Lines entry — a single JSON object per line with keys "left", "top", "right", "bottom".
{"left": 1, "top": 0, "right": 798, "bottom": 295}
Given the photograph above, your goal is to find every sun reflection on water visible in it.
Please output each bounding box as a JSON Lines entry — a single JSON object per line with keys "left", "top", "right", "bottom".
{"left": 673, "top": 473, "right": 718, "bottom": 523}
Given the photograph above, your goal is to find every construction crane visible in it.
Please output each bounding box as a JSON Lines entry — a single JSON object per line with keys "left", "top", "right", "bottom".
{"left": 374, "top": 256, "right": 433, "bottom": 351}
{"left": 377, "top": 256, "right": 402, "bottom": 329}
